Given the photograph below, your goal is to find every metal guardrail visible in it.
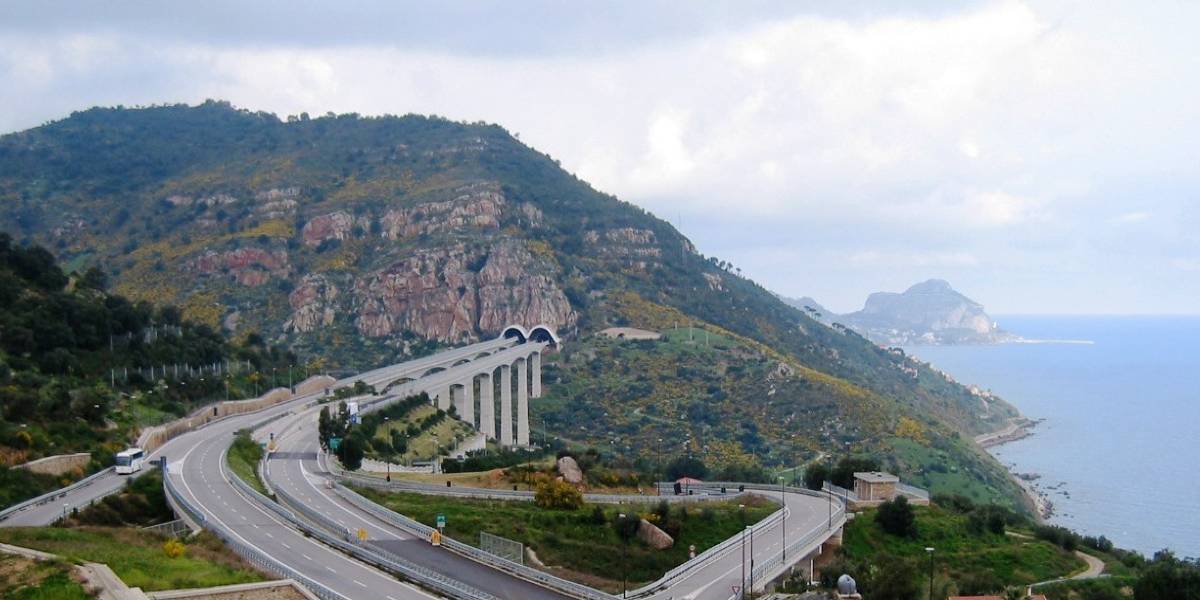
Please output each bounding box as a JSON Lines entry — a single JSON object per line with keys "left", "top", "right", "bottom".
{"left": 331, "top": 483, "right": 615, "bottom": 600}
{"left": 162, "top": 469, "right": 346, "bottom": 600}
{"left": 896, "top": 482, "right": 930, "bottom": 500}
{"left": 0, "top": 467, "right": 116, "bottom": 523}
{"left": 259, "top": 460, "right": 499, "bottom": 600}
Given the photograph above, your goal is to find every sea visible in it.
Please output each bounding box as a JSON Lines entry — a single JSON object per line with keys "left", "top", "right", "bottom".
{"left": 905, "top": 315, "right": 1200, "bottom": 560}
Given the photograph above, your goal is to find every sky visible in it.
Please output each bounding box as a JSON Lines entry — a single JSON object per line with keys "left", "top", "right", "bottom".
{"left": 1, "top": 1, "right": 1197, "bottom": 314}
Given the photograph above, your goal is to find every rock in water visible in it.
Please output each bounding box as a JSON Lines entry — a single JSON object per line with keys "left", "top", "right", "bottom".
{"left": 637, "top": 519, "right": 674, "bottom": 550}
{"left": 556, "top": 456, "right": 583, "bottom": 485}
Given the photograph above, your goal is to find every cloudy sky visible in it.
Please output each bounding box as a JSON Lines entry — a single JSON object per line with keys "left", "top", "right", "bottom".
{"left": 2, "top": 1, "right": 1197, "bottom": 314}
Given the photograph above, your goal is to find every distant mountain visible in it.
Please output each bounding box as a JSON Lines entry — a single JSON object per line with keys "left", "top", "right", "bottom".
{"left": 841, "top": 279, "right": 1015, "bottom": 345}
{"left": 778, "top": 295, "right": 831, "bottom": 319}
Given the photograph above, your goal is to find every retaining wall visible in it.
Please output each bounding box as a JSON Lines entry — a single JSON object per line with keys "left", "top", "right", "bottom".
{"left": 14, "top": 452, "right": 91, "bottom": 475}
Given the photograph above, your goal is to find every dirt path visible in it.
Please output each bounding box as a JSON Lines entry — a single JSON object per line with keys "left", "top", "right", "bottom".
{"left": 1072, "top": 550, "right": 1106, "bottom": 579}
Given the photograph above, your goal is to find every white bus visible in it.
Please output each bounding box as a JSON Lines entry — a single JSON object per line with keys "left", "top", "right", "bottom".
{"left": 115, "top": 447, "right": 146, "bottom": 474}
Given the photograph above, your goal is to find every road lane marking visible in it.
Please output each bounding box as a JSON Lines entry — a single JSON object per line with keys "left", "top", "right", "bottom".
{"left": 354, "top": 580, "right": 366, "bottom": 587}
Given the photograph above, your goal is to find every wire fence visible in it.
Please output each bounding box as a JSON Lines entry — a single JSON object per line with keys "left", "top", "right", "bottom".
{"left": 480, "top": 531, "right": 524, "bottom": 565}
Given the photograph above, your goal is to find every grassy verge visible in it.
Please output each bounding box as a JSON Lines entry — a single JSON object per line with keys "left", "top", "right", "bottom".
{"left": 842, "top": 504, "right": 1085, "bottom": 591}
{"left": 354, "top": 486, "right": 775, "bottom": 591}
{"left": 0, "top": 527, "right": 265, "bottom": 592}
{"left": 0, "top": 553, "right": 90, "bottom": 599}
{"left": 227, "top": 431, "right": 267, "bottom": 496}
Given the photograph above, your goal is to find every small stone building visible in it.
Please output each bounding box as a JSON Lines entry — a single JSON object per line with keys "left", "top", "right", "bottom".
{"left": 853, "top": 471, "right": 899, "bottom": 501}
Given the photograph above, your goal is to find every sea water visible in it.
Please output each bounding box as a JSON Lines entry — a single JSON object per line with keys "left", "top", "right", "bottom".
{"left": 907, "top": 315, "right": 1200, "bottom": 559}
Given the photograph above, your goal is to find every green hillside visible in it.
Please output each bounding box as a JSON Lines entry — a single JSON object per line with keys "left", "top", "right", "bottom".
{"left": 0, "top": 102, "right": 1024, "bottom": 506}
{"left": 0, "top": 234, "right": 295, "bottom": 509}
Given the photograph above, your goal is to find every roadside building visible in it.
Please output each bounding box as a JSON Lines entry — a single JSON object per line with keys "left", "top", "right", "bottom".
{"left": 853, "top": 471, "right": 899, "bottom": 501}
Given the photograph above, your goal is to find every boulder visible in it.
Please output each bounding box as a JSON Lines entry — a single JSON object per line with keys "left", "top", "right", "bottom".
{"left": 556, "top": 456, "right": 583, "bottom": 485}
{"left": 637, "top": 518, "right": 674, "bottom": 550}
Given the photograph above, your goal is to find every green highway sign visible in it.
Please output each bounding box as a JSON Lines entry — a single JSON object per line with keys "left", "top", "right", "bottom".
{"left": 436, "top": 513, "right": 446, "bottom": 529}
{"left": 329, "top": 437, "right": 341, "bottom": 451}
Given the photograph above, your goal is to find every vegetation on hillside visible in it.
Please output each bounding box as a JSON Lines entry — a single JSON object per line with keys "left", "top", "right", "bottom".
{"left": 0, "top": 234, "right": 297, "bottom": 509}
{"left": 353, "top": 486, "right": 775, "bottom": 591}
{"left": 0, "top": 527, "right": 265, "bottom": 591}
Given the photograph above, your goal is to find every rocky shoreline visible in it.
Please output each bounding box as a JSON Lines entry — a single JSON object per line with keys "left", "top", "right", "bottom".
{"left": 976, "top": 419, "right": 1055, "bottom": 520}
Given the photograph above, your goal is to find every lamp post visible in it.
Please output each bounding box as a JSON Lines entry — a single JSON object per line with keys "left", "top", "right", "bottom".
{"left": 656, "top": 437, "right": 663, "bottom": 494}
{"left": 748, "top": 523, "right": 755, "bottom": 594}
{"left": 384, "top": 416, "right": 391, "bottom": 482}
{"left": 779, "top": 475, "right": 787, "bottom": 560}
{"left": 739, "top": 504, "right": 746, "bottom": 599}
{"left": 618, "top": 512, "right": 628, "bottom": 599}
{"left": 925, "top": 547, "right": 935, "bottom": 600}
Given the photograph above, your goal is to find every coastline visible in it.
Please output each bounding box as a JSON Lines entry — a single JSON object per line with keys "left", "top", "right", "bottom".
{"left": 976, "top": 418, "right": 1054, "bottom": 520}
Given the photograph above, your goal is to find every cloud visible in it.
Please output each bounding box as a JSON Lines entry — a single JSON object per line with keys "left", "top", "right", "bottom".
{"left": 1, "top": 1, "right": 1198, "bottom": 313}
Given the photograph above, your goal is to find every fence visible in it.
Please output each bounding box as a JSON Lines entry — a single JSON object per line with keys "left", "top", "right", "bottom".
{"left": 141, "top": 518, "right": 192, "bottom": 538}
{"left": 480, "top": 531, "right": 524, "bottom": 565}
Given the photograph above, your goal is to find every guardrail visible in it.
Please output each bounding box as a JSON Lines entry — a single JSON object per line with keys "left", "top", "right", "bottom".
{"left": 162, "top": 468, "right": 345, "bottom": 600}
{"left": 896, "top": 482, "right": 930, "bottom": 501}
{"left": 331, "top": 483, "right": 615, "bottom": 600}
{"left": 258, "top": 459, "right": 500, "bottom": 600}
{"left": 0, "top": 467, "right": 116, "bottom": 523}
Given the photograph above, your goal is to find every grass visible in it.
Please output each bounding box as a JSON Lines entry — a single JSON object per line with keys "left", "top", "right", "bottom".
{"left": 843, "top": 504, "right": 1085, "bottom": 589}
{"left": 354, "top": 486, "right": 776, "bottom": 591}
{"left": 0, "top": 527, "right": 265, "bottom": 592}
{"left": 370, "top": 404, "right": 476, "bottom": 464}
{"left": 227, "top": 431, "right": 267, "bottom": 496}
{"left": 0, "top": 554, "right": 90, "bottom": 600}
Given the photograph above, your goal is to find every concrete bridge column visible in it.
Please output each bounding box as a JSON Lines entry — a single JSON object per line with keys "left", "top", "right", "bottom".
{"left": 456, "top": 379, "right": 476, "bottom": 428}
{"left": 437, "top": 383, "right": 451, "bottom": 411}
{"left": 479, "top": 371, "right": 495, "bottom": 439}
{"left": 530, "top": 351, "right": 542, "bottom": 398}
{"left": 499, "top": 364, "right": 513, "bottom": 446}
{"left": 517, "top": 358, "right": 530, "bottom": 446}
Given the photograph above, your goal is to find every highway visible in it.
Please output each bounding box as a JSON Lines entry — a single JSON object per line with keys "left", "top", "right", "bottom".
{"left": 260, "top": 386, "right": 842, "bottom": 600}
{"left": 4, "top": 332, "right": 844, "bottom": 600}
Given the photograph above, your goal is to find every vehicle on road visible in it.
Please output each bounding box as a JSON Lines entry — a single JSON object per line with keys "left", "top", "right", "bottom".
{"left": 115, "top": 447, "right": 146, "bottom": 474}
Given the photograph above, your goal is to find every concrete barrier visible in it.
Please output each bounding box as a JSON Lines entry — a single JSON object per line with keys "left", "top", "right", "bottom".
{"left": 137, "top": 376, "right": 335, "bottom": 454}
{"left": 14, "top": 452, "right": 91, "bottom": 476}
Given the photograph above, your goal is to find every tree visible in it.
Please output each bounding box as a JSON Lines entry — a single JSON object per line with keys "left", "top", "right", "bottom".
{"left": 1134, "top": 550, "right": 1200, "bottom": 600}
{"left": 804, "top": 463, "right": 829, "bottom": 490}
{"left": 875, "top": 496, "right": 917, "bottom": 538}
{"left": 831, "top": 456, "right": 880, "bottom": 489}
{"left": 534, "top": 479, "right": 583, "bottom": 510}
{"left": 862, "top": 553, "right": 920, "bottom": 600}
{"left": 318, "top": 406, "right": 332, "bottom": 449}
{"left": 665, "top": 456, "right": 708, "bottom": 480}
{"left": 77, "top": 266, "right": 108, "bottom": 291}
{"left": 338, "top": 435, "right": 365, "bottom": 471}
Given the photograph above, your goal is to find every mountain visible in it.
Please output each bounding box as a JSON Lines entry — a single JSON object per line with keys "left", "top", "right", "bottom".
{"left": 840, "top": 280, "right": 1015, "bottom": 346}
{"left": 778, "top": 295, "right": 832, "bottom": 319}
{"left": 0, "top": 102, "right": 1026, "bottom": 507}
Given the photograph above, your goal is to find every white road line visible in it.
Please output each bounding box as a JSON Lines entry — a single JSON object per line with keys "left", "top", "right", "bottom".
{"left": 303, "top": 554, "right": 313, "bottom": 561}
{"left": 354, "top": 580, "right": 367, "bottom": 587}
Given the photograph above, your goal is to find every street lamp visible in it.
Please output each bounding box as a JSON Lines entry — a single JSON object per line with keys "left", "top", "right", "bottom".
{"left": 925, "top": 547, "right": 935, "bottom": 600}
{"left": 384, "top": 416, "right": 391, "bottom": 482}
{"left": 748, "top": 523, "right": 755, "bottom": 594}
{"left": 618, "top": 512, "right": 628, "bottom": 599}
{"left": 739, "top": 504, "right": 746, "bottom": 600}
{"left": 779, "top": 475, "right": 787, "bottom": 560}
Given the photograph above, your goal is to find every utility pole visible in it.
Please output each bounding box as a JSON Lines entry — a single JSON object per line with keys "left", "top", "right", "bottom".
{"left": 740, "top": 505, "right": 746, "bottom": 600}
{"left": 926, "top": 547, "right": 935, "bottom": 600}
{"left": 780, "top": 475, "right": 787, "bottom": 560}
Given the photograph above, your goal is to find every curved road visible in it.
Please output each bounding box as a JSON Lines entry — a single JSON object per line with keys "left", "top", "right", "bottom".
{"left": 263, "top": 392, "right": 841, "bottom": 600}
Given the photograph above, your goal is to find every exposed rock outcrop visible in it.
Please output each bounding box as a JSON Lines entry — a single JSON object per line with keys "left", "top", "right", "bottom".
{"left": 556, "top": 456, "right": 583, "bottom": 485}
{"left": 352, "top": 241, "right": 575, "bottom": 342}
{"left": 637, "top": 519, "right": 674, "bottom": 550}
{"left": 381, "top": 182, "right": 505, "bottom": 240}
{"left": 285, "top": 274, "right": 339, "bottom": 333}
{"left": 189, "top": 247, "right": 289, "bottom": 287}
{"left": 303, "top": 211, "right": 362, "bottom": 246}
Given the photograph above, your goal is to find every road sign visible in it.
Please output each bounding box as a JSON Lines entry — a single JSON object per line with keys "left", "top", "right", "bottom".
{"left": 430, "top": 530, "right": 442, "bottom": 546}
{"left": 436, "top": 513, "right": 446, "bottom": 530}
{"left": 329, "top": 437, "right": 341, "bottom": 451}
{"left": 731, "top": 585, "right": 741, "bottom": 596}
{"left": 357, "top": 528, "right": 368, "bottom": 542}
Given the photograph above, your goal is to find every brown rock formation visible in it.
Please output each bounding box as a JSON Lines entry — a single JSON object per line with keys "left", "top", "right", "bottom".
{"left": 302, "top": 211, "right": 358, "bottom": 246}
{"left": 637, "top": 519, "right": 675, "bottom": 550}
{"left": 381, "top": 182, "right": 506, "bottom": 240}
{"left": 189, "top": 247, "right": 289, "bottom": 287}
{"left": 352, "top": 241, "right": 574, "bottom": 342}
{"left": 556, "top": 456, "right": 583, "bottom": 485}
{"left": 285, "top": 274, "right": 339, "bottom": 333}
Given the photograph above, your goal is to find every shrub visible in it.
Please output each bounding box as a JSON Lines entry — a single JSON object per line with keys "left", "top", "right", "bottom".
{"left": 875, "top": 496, "right": 917, "bottom": 538}
{"left": 163, "top": 538, "right": 186, "bottom": 558}
{"left": 534, "top": 479, "right": 583, "bottom": 510}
